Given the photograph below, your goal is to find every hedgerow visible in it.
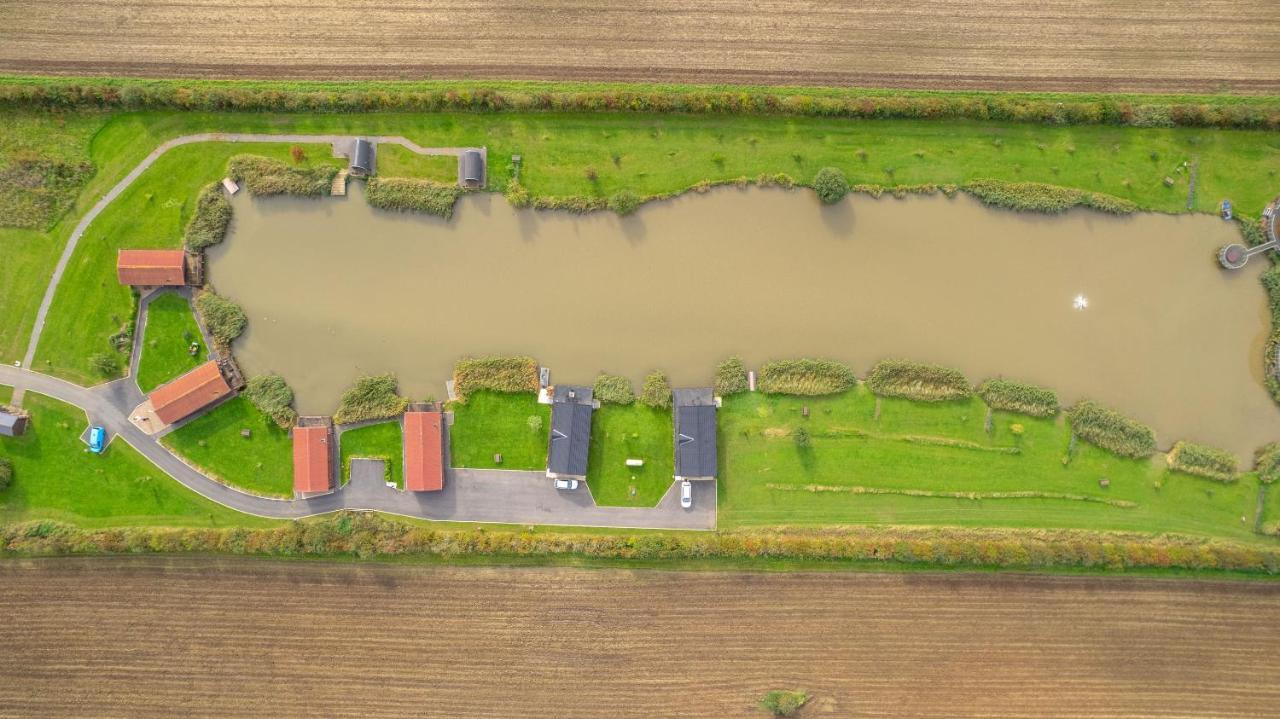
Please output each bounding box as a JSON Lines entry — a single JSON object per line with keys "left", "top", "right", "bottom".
{"left": 4, "top": 512, "right": 1279, "bottom": 574}
{"left": 194, "top": 290, "right": 246, "bottom": 348}
{"left": 243, "top": 374, "right": 298, "bottom": 429}
{"left": 364, "top": 177, "right": 462, "bottom": 218}
{"left": 865, "top": 359, "right": 971, "bottom": 402}
{"left": 758, "top": 358, "right": 856, "bottom": 396}
{"left": 962, "top": 179, "right": 1137, "bottom": 214}
{"left": 640, "top": 370, "right": 672, "bottom": 409}
{"left": 977, "top": 378, "right": 1059, "bottom": 417}
{"left": 1254, "top": 443, "right": 1280, "bottom": 484}
{"left": 334, "top": 374, "right": 409, "bottom": 425}
{"left": 1167, "top": 441, "right": 1238, "bottom": 482}
{"left": 184, "top": 182, "right": 232, "bottom": 251}
{"left": 0, "top": 457, "right": 12, "bottom": 492}
{"left": 1066, "top": 401, "right": 1157, "bottom": 458}
{"left": 593, "top": 373, "right": 635, "bottom": 404}
{"left": 715, "top": 357, "right": 749, "bottom": 395}
{"left": 227, "top": 154, "right": 336, "bottom": 197}
{"left": 452, "top": 356, "right": 539, "bottom": 399}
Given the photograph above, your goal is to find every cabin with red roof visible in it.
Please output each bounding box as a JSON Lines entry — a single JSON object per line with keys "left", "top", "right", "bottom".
{"left": 403, "top": 410, "right": 444, "bottom": 492}
{"left": 117, "top": 249, "right": 199, "bottom": 286}
{"left": 293, "top": 424, "right": 334, "bottom": 496}
{"left": 148, "top": 360, "right": 233, "bottom": 425}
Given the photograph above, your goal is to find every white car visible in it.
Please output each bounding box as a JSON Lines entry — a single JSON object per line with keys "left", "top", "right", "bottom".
{"left": 680, "top": 480, "right": 693, "bottom": 508}
{"left": 554, "top": 478, "right": 579, "bottom": 491}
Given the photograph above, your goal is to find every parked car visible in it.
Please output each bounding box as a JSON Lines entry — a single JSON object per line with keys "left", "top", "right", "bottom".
{"left": 554, "top": 478, "right": 579, "bottom": 491}
{"left": 680, "top": 480, "right": 693, "bottom": 508}
{"left": 88, "top": 426, "right": 106, "bottom": 454}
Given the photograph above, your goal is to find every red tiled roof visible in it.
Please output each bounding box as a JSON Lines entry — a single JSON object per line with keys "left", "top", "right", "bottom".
{"left": 404, "top": 411, "right": 444, "bottom": 492}
{"left": 148, "top": 361, "right": 232, "bottom": 425}
{"left": 117, "top": 249, "right": 186, "bottom": 286}
{"left": 293, "top": 426, "right": 333, "bottom": 494}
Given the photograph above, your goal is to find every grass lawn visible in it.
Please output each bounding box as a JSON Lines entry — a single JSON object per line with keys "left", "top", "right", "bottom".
{"left": 340, "top": 421, "right": 403, "bottom": 488}
{"left": 718, "top": 388, "right": 1269, "bottom": 543}
{"left": 586, "top": 403, "right": 674, "bottom": 507}
{"left": 449, "top": 391, "right": 549, "bottom": 470}
{"left": 376, "top": 144, "right": 458, "bottom": 182}
{"left": 0, "top": 392, "right": 279, "bottom": 527}
{"left": 0, "top": 385, "right": 12, "bottom": 405}
{"left": 160, "top": 395, "right": 294, "bottom": 498}
{"left": 136, "top": 291, "right": 207, "bottom": 392}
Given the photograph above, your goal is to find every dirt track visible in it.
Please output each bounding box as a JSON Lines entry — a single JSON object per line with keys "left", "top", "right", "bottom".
{"left": 1, "top": 0, "right": 1278, "bottom": 92}
{"left": 1, "top": 558, "right": 1279, "bottom": 718}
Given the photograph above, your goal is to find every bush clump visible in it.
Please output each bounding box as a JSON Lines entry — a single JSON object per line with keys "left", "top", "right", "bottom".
{"left": 607, "top": 189, "right": 641, "bottom": 216}
{"left": 334, "top": 374, "right": 409, "bottom": 425}
{"left": 243, "top": 374, "right": 298, "bottom": 429}
{"left": 760, "top": 690, "right": 809, "bottom": 718}
{"left": 715, "top": 356, "right": 749, "bottom": 396}
{"left": 184, "top": 182, "right": 232, "bottom": 251}
{"left": 1167, "top": 441, "right": 1238, "bottom": 482}
{"left": 452, "top": 356, "right": 539, "bottom": 399}
{"left": 977, "top": 378, "right": 1059, "bottom": 417}
{"left": 89, "top": 351, "right": 120, "bottom": 377}
{"left": 962, "top": 179, "right": 1137, "bottom": 214}
{"left": 0, "top": 456, "right": 12, "bottom": 492}
{"left": 365, "top": 177, "right": 463, "bottom": 218}
{"left": 227, "top": 154, "right": 337, "bottom": 197}
{"left": 866, "top": 359, "right": 971, "bottom": 402}
{"left": 1256, "top": 443, "right": 1280, "bottom": 484}
{"left": 593, "top": 373, "right": 634, "bottom": 404}
{"left": 758, "top": 358, "right": 856, "bottom": 396}
{"left": 1066, "top": 401, "right": 1157, "bottom": 458}
{"left": 812, "top": 166, "right": 850, "bottom": 204}
{"left": 639, "top": 370, "right": 672, "bottom": 409}
{"left": 194, "top": 290, "right": 247, "bottom": 348}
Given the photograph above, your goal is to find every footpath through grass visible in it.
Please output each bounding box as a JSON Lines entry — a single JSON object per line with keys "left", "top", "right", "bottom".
{"left": 160, "top": 396, "right": 294, "bottom": 498}
{"left": 136, "top": 291, "right": 207, "bottom": 392}
{"left": 449, "top": 391, "right": 549, "bottom": 470}
{"left": 586, "top": 404, "right": 674, "bottom": 507}
{"left": 340, "top": 421, "right": 403, "bottom": 489}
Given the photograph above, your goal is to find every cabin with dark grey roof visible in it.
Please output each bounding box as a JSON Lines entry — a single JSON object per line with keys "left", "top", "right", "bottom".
{"left": 673, "top": 388, "right": 717, "bottom": 481}
{"left": 350, "top": 138, "right": 375, "bottom": 176}
{"left": 461, "top": 149, "right": 485, "bottom": 188}
{"left": 546, "top": 385, "right": 593, "bottom": 479}
{"left": 0, "top": 409, "right": 29, "bottom": 437}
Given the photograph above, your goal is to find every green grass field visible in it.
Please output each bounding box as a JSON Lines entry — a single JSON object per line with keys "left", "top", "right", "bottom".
{"left": 586, "top": 404, "right": 674, "bottom": 506}
{"left": 375, "top": 144, "right": 459, "bottom": 182}
{"left": 160, "top": 396, "right": 294, "bottom": 498}
{"left": 448, "top": 391, "right": 549, "bottom": 470}
{"left": 719, "top": 388, "right": 1266, "bottom": 543}
{"left": 136, "top": 291, "right": 207, "bottom": 392}
{"left": 340, "top": 421, "right": 403, "bottom": 488}
{"left": 0, "top": 392, "right": 279, "bottom": 527}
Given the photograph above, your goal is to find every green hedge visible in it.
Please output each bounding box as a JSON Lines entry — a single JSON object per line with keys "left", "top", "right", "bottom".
{"left": 1066, "top": 401, "right": 1157, "bottom": 458}
{"left": 715, "top": 357, "right": 749, "bottom": 395}
{"left": 593, "top": 373, "right": 635, "bottom": 404}
{"left": 227, "top": 155, "right": 336, "bottom": 197}
{"left": 1255, "top": 443, "right": 1280, "bottom": 484}
{"left": 452, "top": 356, "right": 539, "bottom": 399}
{"left": 243, "top": 374, "right": 298, "bottom": 429}
{"left": 977, "top": 378, "right": 1059, "bottom": 417}
{"left": 1167, "top": 441, "right": 1238, "bottom": 482}
{"left": 365, "top": 177, "right": 462, "bottom": 218}
{"left": 865, "top": 359, "right": 971, "bottom": 402}
{"left": 334, "top": 374, "right": 409, "bottom": 425}
{"left": 962, "top": 179, "right": 1137, "bottom": 214}
{"left": 184, "top": 182, "right": 232, "bottom": 251}
{"left": 758, "top": 358, "right": 856, "bottom": 396}
{"left": 640, "top": 370, "right": 672, "bottom": 409}
{"left": 194, "top": 290, "right": 246, "bottom": 348}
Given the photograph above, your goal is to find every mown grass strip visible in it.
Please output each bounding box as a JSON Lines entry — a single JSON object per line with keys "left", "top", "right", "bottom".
{"left": 765, "top": 483, "right": 1137, "bottom": 508}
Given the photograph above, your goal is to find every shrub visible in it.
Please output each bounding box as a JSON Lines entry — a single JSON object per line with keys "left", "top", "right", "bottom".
{"left": 607, "top": 189, "right": 641, "bottom": 216}
{"left": 977, "top": 378, "right": 1059, "bottom": 417}
{"left": 0, "top": 457, "right": 12, "bottom": 492}
{"left": 504, "top": 179, "right": 531, "bottom": 208}
{"left": 526, "top": 415, "right": 543, "bottom": 433}
{"left": 195, "top": 290, "right": 247, "bottom": 347}
{"left": 452, "top": 356, "right": 538, "bottom": 399}
{"left": 1066, "top": 401, "right": 1157, "bottom": 458}
{"left": 334, "top": 374, "right": 409, "bottom": 425}
{"left": 243, "top": 374, "right": 298, "bottom": 428}
{"left": 760, "top": 690, "right": 809, "bottom": 717}
{"left": 289, "top": 145, "right": 306, "bottom": 164}
{"left": 1256, "top": 443, "right": 1280, "bottom": 484}
{"left": 227, "top": 154, "right": 336, "bottom": 197}
{"left": 184, "top": 183, "right": 232, "bottom": 251}
{"left": 812, "top": 166, "right": 849, "bottom": 204}
{"left": 639, "top": 370, "right": 672, "bottom": 409}
{"left": 593, "top": 373, "right": 634, "bottom": 404}
{"left": 758, "top": 358, "right": 856, "bottom": 396}
{"left": 866, "top": 359, "right": 971, "bottom": 402}
{"left": 962, "top": 179, "right": 1137, "bottom": 214}
{"left": 1167, "top": 441, "right": 1238, "bottom": 482}
{"left": 365, "top": 177, "right": 462, "bottom": 218}
{"left": 715, "top": 356, "right": 749, "bottom": 395}
{"left": 89, "top": 352, "right": 119, "bottom": 376}
{"left": 793, "top": 427, "right": 811, "bottom": 448}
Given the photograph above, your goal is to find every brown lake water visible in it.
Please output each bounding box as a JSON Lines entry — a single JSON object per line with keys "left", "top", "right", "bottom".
{"left": 209, "top": 183, "right": 1278, "bottom": 457}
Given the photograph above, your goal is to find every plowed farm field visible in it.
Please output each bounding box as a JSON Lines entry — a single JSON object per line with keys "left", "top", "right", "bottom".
{"left": 2, "top": 0, "right": 1279, "bottom": 92}
{"left": 2, "top": 558, "right": 1279, "bottom": 718}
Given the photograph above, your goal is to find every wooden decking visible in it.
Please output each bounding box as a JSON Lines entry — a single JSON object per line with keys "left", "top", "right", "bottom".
{"left": 331, "top": 169, "right": 350, "bottom": 196}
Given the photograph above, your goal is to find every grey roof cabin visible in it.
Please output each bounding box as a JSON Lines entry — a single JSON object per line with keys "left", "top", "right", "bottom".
{"left": 673, "top": 388, "right": 717, "bottom": 480}
{"left": 0, "top": 410, "right": 28, "bottom": 438}
{"left": 461, "top": 149, "right": 485, "bottom": 188}
{"left": 547, "top": 385, "right": 593, "bottom": 478}
{"left": 350, "top": 138, "right": 375, "bottom": 176}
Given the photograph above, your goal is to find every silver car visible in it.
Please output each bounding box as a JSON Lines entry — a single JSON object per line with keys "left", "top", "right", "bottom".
{"left": 680, "top": 480, "right": 693, "bottom": 508}
{"left": 554, "top": 478, "right": 579, "bottom": 491}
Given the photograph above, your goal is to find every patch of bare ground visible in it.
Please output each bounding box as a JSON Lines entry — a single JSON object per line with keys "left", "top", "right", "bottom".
{"left": 1, "top": 1, "right": 1278, "bottom": 92}
{"left": 1, "top": 557, "right": 1279, "bottom": 717}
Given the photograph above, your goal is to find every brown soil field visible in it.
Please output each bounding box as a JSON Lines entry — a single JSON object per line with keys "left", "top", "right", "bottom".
{"left": 1, "top": 0, "right": 1278, "bottom": 92}
{"left": 1, "top": 558, "right": 1279, "bottom": 717}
